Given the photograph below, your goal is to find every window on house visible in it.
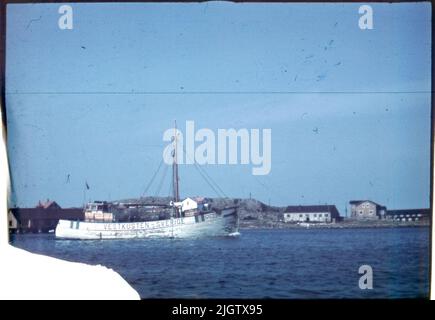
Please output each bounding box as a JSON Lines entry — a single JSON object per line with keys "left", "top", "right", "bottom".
{"left": 9, "top": 220, "right": 12, "bottom": 227}
{"left": 314, "top": 214, "right": 317, "bottom": 217}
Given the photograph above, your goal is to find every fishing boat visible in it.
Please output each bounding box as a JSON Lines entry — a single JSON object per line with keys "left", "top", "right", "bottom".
{"left": 55, "top": 122, "right": 239, "bottom": 239}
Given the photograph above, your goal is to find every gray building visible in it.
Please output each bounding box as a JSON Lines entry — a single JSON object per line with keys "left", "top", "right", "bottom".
{"left": 349, "top": 200, "right": 386, "bottom": 220}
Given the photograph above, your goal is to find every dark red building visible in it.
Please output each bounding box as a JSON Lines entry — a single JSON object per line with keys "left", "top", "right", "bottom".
{"left": 9, "top": 200, "right": 84, "bottom": 233}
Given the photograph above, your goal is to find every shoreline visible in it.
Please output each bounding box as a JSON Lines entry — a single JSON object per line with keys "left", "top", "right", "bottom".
{"left": 9, "top": 220, "right": 430, "bottom": 236}
{"left": 239, "top": 219, "right": 430, "bottom": 230}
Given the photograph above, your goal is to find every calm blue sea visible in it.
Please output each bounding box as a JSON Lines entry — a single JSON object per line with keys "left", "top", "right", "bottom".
{"left": 10, "top": 227, "right": 430, "bottom": 299}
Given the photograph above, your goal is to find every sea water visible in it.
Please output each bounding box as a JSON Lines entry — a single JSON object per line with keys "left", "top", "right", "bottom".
{"left": 10, "top": 227, "right": 429, "bottom": 298}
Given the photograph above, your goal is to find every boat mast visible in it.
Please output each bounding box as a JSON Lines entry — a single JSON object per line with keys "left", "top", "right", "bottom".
{"left": 173, "top": 120, "right": 180, "bottom": 204}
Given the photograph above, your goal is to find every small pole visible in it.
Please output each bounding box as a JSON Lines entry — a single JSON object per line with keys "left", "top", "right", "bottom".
{"left": 83, "top": 188, "right": 86, "bottom": 208}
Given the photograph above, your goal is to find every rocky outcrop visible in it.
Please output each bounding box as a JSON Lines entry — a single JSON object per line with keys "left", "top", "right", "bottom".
{"left": 114, "top": 196, "right": 283, "bottom": 226}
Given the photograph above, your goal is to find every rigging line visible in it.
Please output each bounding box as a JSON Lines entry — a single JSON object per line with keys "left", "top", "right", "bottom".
{"left": 184, "top": 147, "right": 227, "bottom": 197}
{"left": 181, "top": 146, "right": 220, "bottom": 196}
{"left": 252, "top": 175, "right": 288, "bottom": 203}
{"left": 155, "top": 164, "right": 169, "bottom": 197}
{"left": 181, "top": 146, "right": 226, "bottom": 198}
{"left": 142, "top": 157, "right": 164, "bottom": 197}
{"left": 194, "top": 162, "right": 227, "bottom": 198}
{"left": 167, "top": 173, "right": 173, "bottom": 198}
{"left": 197, "top": 167, "right": 223, "bottom": 198}
{"left": 253, "top": 176, "right": 269, "bottom": 191}
{"left": 183, "top": 151, "right": 223, "bottom": 197}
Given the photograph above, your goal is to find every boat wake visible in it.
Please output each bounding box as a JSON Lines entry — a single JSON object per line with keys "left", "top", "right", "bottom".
{"left": 228, "top": 231, "right": 241, "bottom": 237}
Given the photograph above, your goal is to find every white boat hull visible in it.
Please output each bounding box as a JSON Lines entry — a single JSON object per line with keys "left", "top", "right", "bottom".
{"left": 55, "top": 207, "right": 238, "bottom": 240}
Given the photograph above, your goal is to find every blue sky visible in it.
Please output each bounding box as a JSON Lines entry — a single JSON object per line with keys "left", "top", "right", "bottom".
{"left": 5, "top": 2, "right": 431, "bottom": 212}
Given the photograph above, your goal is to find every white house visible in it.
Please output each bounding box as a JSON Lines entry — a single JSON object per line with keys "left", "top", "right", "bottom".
{"left": 283, "top": 205, "right": 340, "bottom": 223}
{"left": 173, "top": 197, "right": 210, "bottom": 216}
{"left": 180, "top": 197, "right": 198, "bottom": 212}
{"left": 173, "top": 197, "right": 198, "bottom": 217}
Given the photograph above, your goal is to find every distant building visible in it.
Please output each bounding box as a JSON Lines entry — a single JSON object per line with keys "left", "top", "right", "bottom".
{"left": 8, "top": 210, "right": 18, "bottom": 232}
{"left": 349, "top": 200, "right": 386, "bottom": 220}
{"left": 173, "top": 197, "right": 210, "bottom": 217}
{"left": 386, "top": 209, "right": 430, "bottom": 222}
{"left": 36, "top": 199, "right": 61, "bottom": 210}
{"left": 9, "top": 201, "right": 84, "bottom": 233}
{"left": 180, "top": 197, "right": 198, "bottom": 212}
{"left": 283, "top": 205, "right": 341, "bottom": 223}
